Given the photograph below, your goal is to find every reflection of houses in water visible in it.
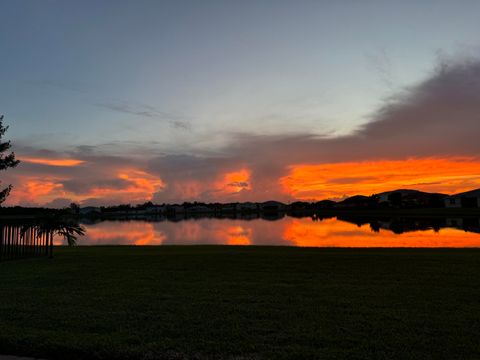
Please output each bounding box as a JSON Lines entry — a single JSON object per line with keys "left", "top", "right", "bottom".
{"left": 185, "top": 205, "right": 211, "bottom": 214}
{"left": 166, "top": 213, "right": 186, "bottom": 222}
{"left": 167, "top": 205, "right": 185, "bottom": 215}
{"left": 261, "top": 212, "right": 285, "bottom": 221}
{"left": 236, "top": 212, "right": 260, "bottom": 220}
{"left": 337, "top": 216, "right": 480, "bottom": 235}
{"left": 372, "top": 220, "right": 392, "bottom": 233}
{"left": 79, "top": 207, "right": 101, "bottom": 216}
{"left": 220, "top": 203, "right": 237, "bottom": 213}
{"left": 447, "top": 217, "right": 480, "bottom": 234}
{"left": 446, "top": 218, "right": 463, "bottom": 228}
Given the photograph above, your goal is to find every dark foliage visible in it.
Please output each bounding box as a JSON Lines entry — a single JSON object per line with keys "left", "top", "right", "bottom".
{"left": 0, "top": 115, "right": 20, "bottom": 204}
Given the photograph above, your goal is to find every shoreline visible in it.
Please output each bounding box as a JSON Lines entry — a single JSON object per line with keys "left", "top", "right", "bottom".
{"left": 2, "top": 207, "right": 480, "bottom": 221}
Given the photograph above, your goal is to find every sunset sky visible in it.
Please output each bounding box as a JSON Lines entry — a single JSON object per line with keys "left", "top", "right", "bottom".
{"left": 1, "top": 0, "right": 480, "bottom": 206}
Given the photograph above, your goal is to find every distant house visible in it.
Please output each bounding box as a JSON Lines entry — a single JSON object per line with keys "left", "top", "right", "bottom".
{"left": 315, "top": 200, "right": 336, "bottom": 209}
{"left": 336, "top": 195, "right": 372, "bottom": 208}
{"left": 445, "top": 197, "right": 462, "bottom": 208}
{"left": 235, "top": 202, "right": 258, "bottom": 212}
{"left": 166, "top": 205, "right": 185, "bottom": 214}
{"left": 221, "top": 203, "right": 237, "bottom": 212}
{"left": 446, "top": 218, "right": 463, "bottom": 227}
{"left": 186, "top": 205, "right": 212, "bottom": 213}
{"left": 289, "top": 201, "right": 311, "bottom": 211}
{"left": 260, "top": 201, "right": 286, "bottom": 212}
{"left": 378, "top": 189, "right": 446, "bottom": 208}
{"left": 445, "top": 189, "right": 480, "bottom": 208}
{"left": 79, "top": 206, "right": 101, "bottom": 216}
{"left": 144, "top": 205, "right": 165, "bottom": 215}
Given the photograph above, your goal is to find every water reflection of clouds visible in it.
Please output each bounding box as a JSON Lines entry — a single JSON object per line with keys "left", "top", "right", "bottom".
{"left": 152, "top": 219, "right": 293, "bottom": 246}
{"left": 78, "top": 221, "right": 164, "bottom": 245}
{"left": 78, "top": 217, "right": 480, "bottom": 247}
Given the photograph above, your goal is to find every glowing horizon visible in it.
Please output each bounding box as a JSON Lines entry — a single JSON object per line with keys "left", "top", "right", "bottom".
{"left": 281, "top": 157, "right": 480, "bottom": 201}
{"left": 5, "top": 155, "right": 480, "bottom": 206}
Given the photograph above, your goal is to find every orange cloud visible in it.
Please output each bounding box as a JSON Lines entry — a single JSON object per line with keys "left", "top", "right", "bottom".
{"left": 216, "top": 168, "right": 251, "bottom": 193}
{"left": 155, "top": 168, "right": 251, "bottom": 201}
{"left": 79, "top": 169, "right": 164, "bottom": 203}
{"left": 6, "top": 168, "right": 165, "bottom": 206}
{"left": 6, "top": 177, "right": 66, "bottom": 204}
{"left": 20, "top": 157, "right": 85, "bottom": 167}
{"left": 281, "top": 157, "right": 480, "bottom": 200}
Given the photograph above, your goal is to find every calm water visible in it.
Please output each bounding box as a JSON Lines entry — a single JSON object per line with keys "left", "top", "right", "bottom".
{"left": 67, "top": 215, "right": 480, "bottom": 247}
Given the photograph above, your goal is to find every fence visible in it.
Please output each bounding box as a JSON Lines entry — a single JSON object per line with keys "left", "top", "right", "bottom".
{"left": 0, "top": 222, "right": 53, "bottom": 261}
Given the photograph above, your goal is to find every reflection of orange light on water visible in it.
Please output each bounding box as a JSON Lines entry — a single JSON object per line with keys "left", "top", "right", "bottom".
{"left": 75, "top": 217, "right": 480, "bottom": 247}
{"left": 281, "top": 157, "right": 480, "bottom": 200}
{"left": 284, "top": 218, "right": 480, "bottom": 247}
{"left": 83, "top": 222, "right": 165, "bottom": 245}
{"left": 226, "top": 226, "right": 252, "bottom": 245}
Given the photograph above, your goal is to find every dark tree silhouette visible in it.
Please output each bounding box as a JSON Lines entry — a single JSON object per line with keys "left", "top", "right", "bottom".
{"left": 0, "top": 115, "right": 20, "bottom": 204}
{"left": 21, "top": 212, "right": 86, "bottom": 252}
{"left": 35, "top": 213, "right": 85, "bottom": 247}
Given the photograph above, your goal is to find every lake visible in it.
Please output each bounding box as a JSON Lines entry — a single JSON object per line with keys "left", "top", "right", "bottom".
{"left": 70, "top": 215, "right": 480, "bottom": 247}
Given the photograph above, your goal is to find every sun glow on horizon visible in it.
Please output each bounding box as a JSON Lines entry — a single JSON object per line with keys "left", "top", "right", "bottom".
{"left": 281, "top": 157, "right": 480, "bottom": 200}
{"left": 7, "top": 157, "right": 480, "bottom": 206}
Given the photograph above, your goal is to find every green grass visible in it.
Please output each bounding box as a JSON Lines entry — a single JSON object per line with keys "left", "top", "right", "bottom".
{"left": 0, "top": 246, "right": 479, "bottom": 360}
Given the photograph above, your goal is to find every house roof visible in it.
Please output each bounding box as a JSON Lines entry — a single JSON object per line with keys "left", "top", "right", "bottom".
{"left": 450, "top": 188, "right": 480, "bottom": 198}
{"left": 377, "top": 189, "right": 421, "bottom": 196}
{"left": 377, "top": 189, "right": 446, "bottom": 197}
{"left": 339, "top": 195, "right": 370, "bottom": 204}
{"left": 262, "top": 201, "right": 285, "bottom": 206}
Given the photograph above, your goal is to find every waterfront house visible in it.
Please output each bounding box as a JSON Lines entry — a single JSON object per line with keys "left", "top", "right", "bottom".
{"left": 260, "top": 201, "right": 286, "bottom": 212}
{"left": 444, "top": 189, "right": 480, "bottom": 208}
{"left": 79, "top": 206, "right": 101, "bottom": 216}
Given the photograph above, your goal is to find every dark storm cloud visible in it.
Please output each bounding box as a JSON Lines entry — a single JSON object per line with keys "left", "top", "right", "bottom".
{"left": 229, "top": 59, "right": 480, "bottom": 164}
{"left": 62, "top": 178, "right": 131, "bottom": 195}
{"left": 146, "top": 155, "right": 235, "bottom": 182}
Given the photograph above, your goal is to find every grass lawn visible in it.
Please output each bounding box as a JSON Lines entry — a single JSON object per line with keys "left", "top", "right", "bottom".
{"left": 0, "top": 246, "right": 479, "bottom": 360}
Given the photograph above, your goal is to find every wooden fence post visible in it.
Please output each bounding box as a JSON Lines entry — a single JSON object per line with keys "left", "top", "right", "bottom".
{"left": 49, "top": 232, "right": 54, "bottom": 258}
